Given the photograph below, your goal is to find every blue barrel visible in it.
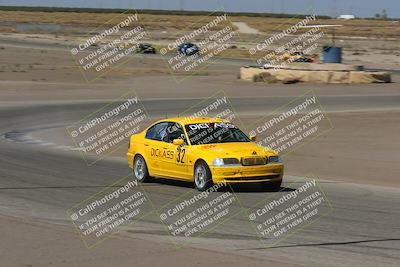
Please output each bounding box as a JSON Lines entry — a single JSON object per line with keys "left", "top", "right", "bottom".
{"left": 323, "top": 46, "right": 342, "bottom": 63}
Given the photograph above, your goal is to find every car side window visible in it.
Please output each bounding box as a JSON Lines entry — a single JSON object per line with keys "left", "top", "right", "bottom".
{"left": 166, "top": 122, "right": 187, "bottom": 144}
{"left": 145, "top": 122, "right": 169, "bottom": 142}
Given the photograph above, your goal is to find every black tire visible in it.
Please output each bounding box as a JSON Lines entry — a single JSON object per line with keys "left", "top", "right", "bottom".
{"left": 193, "top": 161, "right": 213, "bottom": 191}
{"left": 133, "top": 155, "right": 151, "bottom": 183}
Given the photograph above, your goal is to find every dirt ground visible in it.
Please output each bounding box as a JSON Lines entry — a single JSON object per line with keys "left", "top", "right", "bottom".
{"left": 1, "top": 9, "right": 400, "bottom": 71}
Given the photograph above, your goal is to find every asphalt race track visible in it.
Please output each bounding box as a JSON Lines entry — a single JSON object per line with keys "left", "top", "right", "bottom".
{"left": 1, "top": 97, "right": 399, "bottom": 267}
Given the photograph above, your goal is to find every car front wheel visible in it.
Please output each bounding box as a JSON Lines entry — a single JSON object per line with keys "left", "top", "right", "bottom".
{"left": 194, "top": 161, "right": 212, "bottom": 191}
{"left": 133, "top": 155, "right": 151, "bottom": 182}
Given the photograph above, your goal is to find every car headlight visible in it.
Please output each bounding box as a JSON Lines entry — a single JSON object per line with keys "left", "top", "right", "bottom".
{"left": 212, "top": 158, "right": 225, "bottom": 167}
{"left": 269, "top": 156, "right": 283, "bottom": 163}
{"left": 212, "top": 158, "right": 240, "bottom": 166}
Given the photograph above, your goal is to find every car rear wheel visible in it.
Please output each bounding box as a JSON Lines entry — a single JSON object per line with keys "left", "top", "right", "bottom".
{"left": 133, "top": 155, "right": 150, "bottom": 182}
{"left": 194, "top": 161, "right": 212, "bottom": 191}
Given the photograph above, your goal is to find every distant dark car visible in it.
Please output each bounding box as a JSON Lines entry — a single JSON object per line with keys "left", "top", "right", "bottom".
{"left": 177, "top": 42, "right": 199, "bottom": 56}
{"left": 136, "top": 43, "right": 156, "bottom": 54}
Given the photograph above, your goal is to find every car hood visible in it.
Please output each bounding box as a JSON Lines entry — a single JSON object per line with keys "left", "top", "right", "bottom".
{"left": 193, "top": 142, "right": 276, "bottom": 159}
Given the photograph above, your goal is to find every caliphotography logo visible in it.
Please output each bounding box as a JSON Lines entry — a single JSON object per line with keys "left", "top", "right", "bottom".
{"left": 69, "top": 9, "right": 151, "bottom": 82}
{"left": 66, "top": 90, "right": 151, "bottom": 165}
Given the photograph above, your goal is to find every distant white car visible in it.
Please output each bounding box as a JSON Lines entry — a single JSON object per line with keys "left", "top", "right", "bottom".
{"left": 337, "top": 15, "right": 355, "bottom": 20}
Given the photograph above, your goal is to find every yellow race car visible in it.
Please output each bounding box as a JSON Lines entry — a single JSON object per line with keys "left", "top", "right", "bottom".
{"left": 127, "top": 117, "right": 283, "bottom": 191}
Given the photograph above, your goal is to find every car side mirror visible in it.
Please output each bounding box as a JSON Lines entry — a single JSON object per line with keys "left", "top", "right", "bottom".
{"left": 250, "top": 135, "right": 256, "bottom": 141}
{"left": 173, "top": 139, "right": 184, "bottom": 146}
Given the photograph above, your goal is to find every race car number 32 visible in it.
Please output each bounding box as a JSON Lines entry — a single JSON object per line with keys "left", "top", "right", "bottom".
{"left": 176, "top": 148, "right": 186, "bottom": 164}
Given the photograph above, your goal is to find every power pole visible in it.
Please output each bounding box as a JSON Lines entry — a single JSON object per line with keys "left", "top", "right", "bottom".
{"left": 333, "top": 0, "right": 337, "bottom": 17}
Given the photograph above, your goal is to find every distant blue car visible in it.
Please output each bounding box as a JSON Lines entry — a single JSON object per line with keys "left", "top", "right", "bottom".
{"left": 177, "top": 42, "right": 199, "bottom": 56}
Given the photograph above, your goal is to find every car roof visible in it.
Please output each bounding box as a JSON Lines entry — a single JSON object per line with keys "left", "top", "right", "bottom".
{"left": 155, "top": 117, "right": 226, "bottom": 125}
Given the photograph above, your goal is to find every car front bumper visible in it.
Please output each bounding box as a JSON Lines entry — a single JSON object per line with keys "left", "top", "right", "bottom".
{"left": 211, "top": 163, "right": 284, "bottom": 184}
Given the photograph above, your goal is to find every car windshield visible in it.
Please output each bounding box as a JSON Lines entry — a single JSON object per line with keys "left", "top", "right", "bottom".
{"left": 185, "top": 122, "right": 250, "bottom": 145}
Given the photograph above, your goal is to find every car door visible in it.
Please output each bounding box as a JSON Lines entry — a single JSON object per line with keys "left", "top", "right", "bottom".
{"left": 143, "top": 122, "right": 170, "bottom": 175}
{"left": 161, "top": 122, "right": 189, "bottom": 179}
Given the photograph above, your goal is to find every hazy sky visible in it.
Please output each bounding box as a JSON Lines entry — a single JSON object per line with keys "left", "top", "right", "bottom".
{"left": 0, "top": 0, "right": 398, "bottom": 18}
